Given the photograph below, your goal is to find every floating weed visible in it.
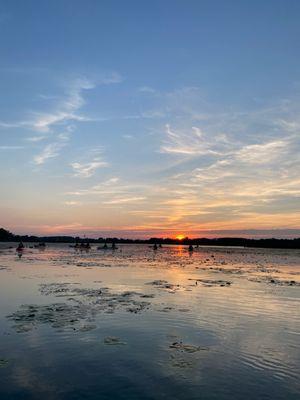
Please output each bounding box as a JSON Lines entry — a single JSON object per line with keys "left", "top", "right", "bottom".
{"left": 0, "top": 359, "right": 9, "bottom": 367}
{"left": 7, "top": 283, "right": 152, "bottom": 333}
{"left": 169, "top": 341, "right": 209, "bottom": 353}
{"left": 103, "top": 336, "right": 126, "bottom": 345}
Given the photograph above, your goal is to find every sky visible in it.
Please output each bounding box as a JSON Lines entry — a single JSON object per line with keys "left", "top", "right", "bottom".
{"left": 0, "top": 0, "right": 300, "bottom": 238}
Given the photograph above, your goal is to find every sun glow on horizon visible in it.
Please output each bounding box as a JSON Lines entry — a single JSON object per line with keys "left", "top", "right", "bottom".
{"left": 175, "top": 234, "right": 187, "bottom": 241}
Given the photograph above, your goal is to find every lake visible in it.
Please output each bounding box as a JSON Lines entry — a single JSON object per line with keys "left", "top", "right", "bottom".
{"left": 0, "top": 243, "right": 299, "bottom": 400}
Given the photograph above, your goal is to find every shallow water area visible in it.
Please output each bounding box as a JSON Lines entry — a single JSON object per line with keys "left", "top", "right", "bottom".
{"left": 0, "top": 243, "right": 299, "bottom": 399}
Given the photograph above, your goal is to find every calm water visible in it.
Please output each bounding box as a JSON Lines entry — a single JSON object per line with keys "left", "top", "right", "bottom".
{"left": 0, "top": 243, "right": 299, "bottom": 400}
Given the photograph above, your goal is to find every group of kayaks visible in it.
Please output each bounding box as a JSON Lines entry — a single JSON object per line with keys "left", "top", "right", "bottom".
{"left": 16, "top": 242, "right": 46, "bottom": 258}
{"left": 69, "top": 242, "right": 119, "bottom": 251}
{"left": 15, "top": 242, "right": 196, "bottom": 258}
{"left": 149, "top": 243, "right": 163, "bottom": 250}
{"left": 70, "top": 243, "right": 91, "bottom": 250}
{"left": 72, "top": 243, "right": 195, "bottom": 252}
{"left": 97, "top": 243, "right": 118, "bottom": 250}
{"left": 16, "top": 242, "right": 46, "bottom": 251}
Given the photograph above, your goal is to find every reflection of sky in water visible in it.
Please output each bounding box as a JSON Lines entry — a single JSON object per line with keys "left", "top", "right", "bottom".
{"left": 0, "top": 244, "right": 299, "bottom": 400}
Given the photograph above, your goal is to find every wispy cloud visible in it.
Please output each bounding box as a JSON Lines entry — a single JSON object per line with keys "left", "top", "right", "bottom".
{"left": 33, "top": 133, "right": 70, "bottom": 165}
{"left": 0, "top": 121, "right": 25, "bottom": 128}
{"left": 30, "top": 77, "right": 95, "bottom": 133}
{"left": 32, "top": 73, "right": 122, "bottom": 133}
{"left": 161, "top": 124, "right": 231, "bottom": 156}
{"left": 64, "top": 177, "right": 150, "bottom": 208}
{"left": 235, "top": 139, "right": 289, "bottom": 164}
{"left": 103, "top": 196, "right": 146, "bottom": 205}
{"left": 70, "top": 148, "right": 109, "bottom": 178}
{"left": 138, "top": 86, "right": 157, "bottom": 94}
{"left": 0, "top": 145, "right": 24, "bottom": 150}
{"left": 63, "top": 201, "right": 82, "bottom": 206}
{"left": 1, "top": 72, "right": 122, "bottom": 167}
{"left": 34, "top": 142, "right": 65, "bottom": 165}
{"left": 71, "top": 160, "right": 108, "bottom": 178}
{"left": 0, "top": 72, "right": 122, "bottom": 135}
{"left": 122, "top": 134, "right": 134, "bottom": 140}
{"left": 26, "top": 135, "right": 47, "bottom": 142}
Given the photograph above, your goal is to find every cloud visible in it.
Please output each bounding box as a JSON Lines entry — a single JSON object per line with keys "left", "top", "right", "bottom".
{"left": 64, "top": 177, "right": 150, "bottom": 208}
{"left": 122, "top": 134, "right": 134, "bottom": 140}
{"left": 102, "top": 196, "right": 146, "bottom": 205}
{"left": 235, "top": 139, "right": 289, "bottom": 164}
{"left": 0, "top": 145, "right": 24, "bottom": 150}
{"left": 33, "top": 133, "right": 70, "bottom": 165}
{"left": 63, "top": 201, "right": 82, "bottom": 206}
{"left": 66, "top": 178, "right": 146, "bottom": 197}
{"left": 70, "top": 160, "right": 108, "bottom": 178}
{"left": 39, "top": 223, "right": 85, "bottom": 234}
{"left": 144, "top": 91, "right": 300, "bottom": 231}
{"left": 138, "top": 86, "right": 157, "bottom": 93}
{"left": 0, "top": 121, "right": 25, "bottom": 128}
{"left": 159, "top": 133, "right": 299, "bottom": 228}
{"left": 0, "top": 72, "right": 122, "bottom": 167}
{"left": 161, "top": 124, "right": 231, "bottom": 156}
{"left": 98, "top": 72, "right": 123, "bottom": 85}
{"left": 26, "top": 135, "right": 47, "bottom": 142}
{"left": 0, "top": 72, "right": 122, "bottom": 134}
{"left": 0, "top": 79, "right": 93, "bottom": 134}
{"left": 30, "top": 78, "right": 95, "bottom": 133}
{"left": 34, "top": 142, "right": 65, "bottom": 165}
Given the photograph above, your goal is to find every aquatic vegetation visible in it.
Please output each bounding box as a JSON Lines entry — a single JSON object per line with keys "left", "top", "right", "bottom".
{"left": 169, "top": 341, "right": 208, "bottom": 353}
{"left": 157, "top": 306, "right": 174, "bottom": 313}
{"left": 248, "top": 276, "right": 300, "bottom": 286}
{"left": 7, "top": 282, "right": 153, "bottom": 332}
{"left": 103, "top": 336, "right": 126, "bottom": 345}
{"left": 189, "top": 278, "right": 232, "bottom": 287}
{"left": 7, "top": 303, "right": 87, "bottom": 332}
{"left": 0, "top": 359, "right": 9, "bottom": 367}
{"left": 145, "top": 280, "right": 182, "bottom": 293}
{"left": 169, "top": 354, "right": 194, "bottom": 369}
{"left": 78, "top": 324, "right": 97, "bottom": 332}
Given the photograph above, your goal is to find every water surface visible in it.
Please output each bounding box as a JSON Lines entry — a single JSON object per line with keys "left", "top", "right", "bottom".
{"left": 0, "top": 244, "right": 299, "bottom": 399}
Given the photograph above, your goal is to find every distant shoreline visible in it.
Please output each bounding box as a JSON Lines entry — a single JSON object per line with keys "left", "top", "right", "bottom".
{"left": 1, "top": 228, "right": 299, "bottom": 249}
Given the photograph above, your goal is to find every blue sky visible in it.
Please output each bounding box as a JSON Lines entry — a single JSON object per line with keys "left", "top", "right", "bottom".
{"left": 0, "top": 0, "right": 300, "bottom": 237}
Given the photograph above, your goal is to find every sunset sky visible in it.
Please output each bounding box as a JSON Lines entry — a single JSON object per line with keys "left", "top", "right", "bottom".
{"left": 1, "top": 1, "right": 300, "bottom": 238}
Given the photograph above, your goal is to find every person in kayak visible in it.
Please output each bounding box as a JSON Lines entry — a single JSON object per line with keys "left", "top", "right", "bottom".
{"left": 16, "top": 242, "right": 24, "bottom": 258}
{"left": 17, "top": 242, "right": 24, "bottom": 250}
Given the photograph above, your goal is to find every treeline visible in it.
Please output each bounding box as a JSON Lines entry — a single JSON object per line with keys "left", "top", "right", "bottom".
{"left": 0, "top": 228, "right": 299, "bottom": 249}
